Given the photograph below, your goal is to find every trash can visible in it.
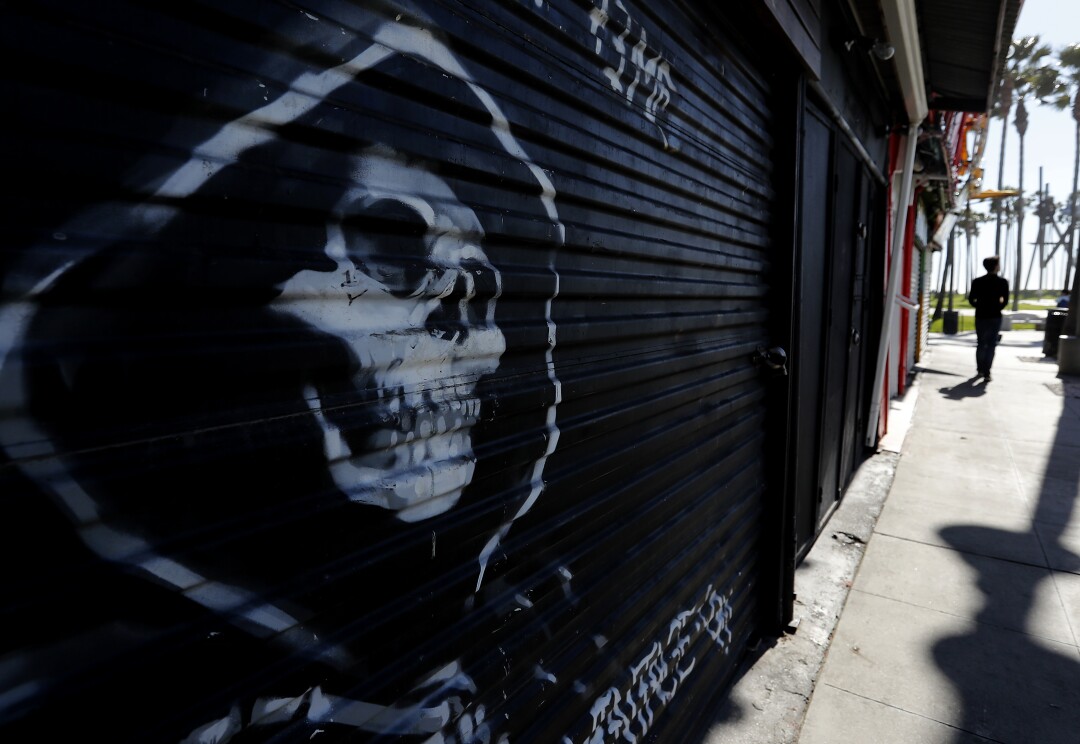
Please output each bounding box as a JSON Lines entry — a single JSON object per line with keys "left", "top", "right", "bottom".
{"left": 1043, "top": 310, "right": 1067, "bottom": 356}
{"left": 943, "top": 310, "right": 959, "bottom": 335}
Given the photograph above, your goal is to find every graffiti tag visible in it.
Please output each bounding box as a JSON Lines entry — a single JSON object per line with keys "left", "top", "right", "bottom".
{"left": 588, "top": 0, "right": 676, "bottom": 147}
{"left": 572, "top": 583, "right": 733, "bottom": 743}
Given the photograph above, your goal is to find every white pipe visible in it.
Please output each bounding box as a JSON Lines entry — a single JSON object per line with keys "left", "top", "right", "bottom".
{"left": 866, "top": 127, "right": 919, "bottom": 447}
{"left": 895, "top": 295, "right": 920, "bottom": 312}
{"left": 880, "top": 0, "right": 929, "bottom": 123}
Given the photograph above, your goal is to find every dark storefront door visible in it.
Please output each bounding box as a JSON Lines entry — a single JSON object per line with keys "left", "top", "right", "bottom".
{"left": 794, "top": 104, "right": 832, "bottom": 553}
{"left": 793, "top": 99, "right": 876, "bottom": 555}
{"left": 839, "top": 159, "right": 875, "bottom": 491}
{"left": 817, "top": 141, "right": 858, "bottom": 526}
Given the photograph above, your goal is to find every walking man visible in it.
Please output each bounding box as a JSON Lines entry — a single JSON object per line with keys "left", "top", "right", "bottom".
{"left": 967, "top": 256, "right": 1010, "bottom": 381}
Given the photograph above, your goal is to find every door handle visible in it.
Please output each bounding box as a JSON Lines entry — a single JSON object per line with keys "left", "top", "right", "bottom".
{"left": 754, "top": 346, "right": 788, "bottom": 376}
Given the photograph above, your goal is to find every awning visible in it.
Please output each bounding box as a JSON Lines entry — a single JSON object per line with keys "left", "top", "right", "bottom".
{"left": 851, "top": 0, "right": 1024, "bottom": 121}
{"left": 916, "top": 0, "right": 1024, "bottom": 113}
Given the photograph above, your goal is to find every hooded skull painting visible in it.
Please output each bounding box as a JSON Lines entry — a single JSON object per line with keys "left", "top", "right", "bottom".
{"left": 0, "top": 4, "right": 562, "bottom": 741}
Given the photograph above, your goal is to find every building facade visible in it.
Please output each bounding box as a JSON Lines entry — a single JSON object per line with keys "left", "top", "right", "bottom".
{"left": 0, "top": 1, "right": 1017, "bottom": 741}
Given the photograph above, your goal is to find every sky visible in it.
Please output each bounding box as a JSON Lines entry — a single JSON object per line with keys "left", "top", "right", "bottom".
{"left": 941, "top": 0, "right": 1080, "bottom": 292}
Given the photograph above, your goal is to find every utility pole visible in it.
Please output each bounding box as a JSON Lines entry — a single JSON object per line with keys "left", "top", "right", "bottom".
{"left": 1025, "top": 177, "right": 1048, "bottom": 293}
{"left": 1032, "top": 172, "right": 1041, "bottom": 291}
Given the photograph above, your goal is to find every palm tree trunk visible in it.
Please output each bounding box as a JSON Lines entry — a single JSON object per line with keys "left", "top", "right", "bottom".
{"left": 949, "top": 231, "right": 957, "bottom": 307}
{"left": 1013, "top": 101, "right": 1028, "bottom": 310}
{"left": 1038, "top": 201, "right": 1045, "bottom": 292}
{"left": 1014, "top": 161, "right": 1025, "bottom": 307}
{"left": 972, "top": 228, "right": 980, "bottom": 289}
{"left": 1065, "top": 113, "right": 1080, "bottom": 293}
{"left": 994, "top": 114, "right": 1011, "bottom": 256}
{"left": 933, "top": 237, "right": 953, "bottom": 321}
{"left": 966, "top": 229, "right": 974, "bottom": 298}
{"left": 1062, "top": 110, "right": 1080, "bottom": 336}
{"left": 1066, "top": 113, "right": 1080, "bottom": 336}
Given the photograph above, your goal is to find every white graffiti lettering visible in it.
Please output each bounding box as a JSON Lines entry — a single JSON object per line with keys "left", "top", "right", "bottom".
{"left": 574, "top": 584, "right": 733, "bottom": 743}
{"left": 588, "top": 0, "right": 676, "bottom": 147}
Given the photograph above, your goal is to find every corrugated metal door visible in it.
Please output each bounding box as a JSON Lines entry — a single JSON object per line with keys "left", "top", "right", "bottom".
{"left": 0, "top": 1, "right": 781, "bottom": 741}
{"left": 916, "top": 246, "right": 930, "bottom": 362}
{"left": 542, "top": 0, "right": 781, "bottom": 734}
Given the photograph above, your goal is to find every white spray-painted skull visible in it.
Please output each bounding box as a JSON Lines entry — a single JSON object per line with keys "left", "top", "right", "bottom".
{"left": 275, "top": 145, "right": 505, "bottom": 522}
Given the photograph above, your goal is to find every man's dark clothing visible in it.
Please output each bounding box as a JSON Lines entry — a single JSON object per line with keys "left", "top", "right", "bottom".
{"left": 968, "top": 274, "right": 1009, "bottom": 318}
{"left": 968, "top": 272, "right": 1009, "bottom": 376}
{"left": 975, "top": 317, "right": 1003, "bottom": 376}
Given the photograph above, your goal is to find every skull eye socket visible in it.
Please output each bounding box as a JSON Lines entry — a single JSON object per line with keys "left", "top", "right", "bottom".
{"left": 341, "top": 199, "right": 430, "bottom": 296}
{"left": 424, "top": 258, "right": 500, "bottom": 342}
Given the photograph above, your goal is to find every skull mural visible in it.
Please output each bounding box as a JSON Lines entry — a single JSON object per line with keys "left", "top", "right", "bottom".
{"left": 0, "top": 5, "right": 563, "bottom": 742}
{"left": 281, "top": 146, "right": 507, "bottom": 523}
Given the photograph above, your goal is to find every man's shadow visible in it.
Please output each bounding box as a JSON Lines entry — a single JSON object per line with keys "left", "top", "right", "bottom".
{"left": 938, "top": 376, "right": 988, "bottom": 400}
{"left": 932, "top": 400, "right": 1080, "bottom": 741}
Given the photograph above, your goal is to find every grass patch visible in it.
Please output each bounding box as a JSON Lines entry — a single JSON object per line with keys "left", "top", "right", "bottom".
{"left": 929, "top": 318, "right": 1038, "bottom": 333}
{"left": 930, "top": 294, "right": 974, "bottom": 311}
{"left": 929, "top": 291, "right": 1062, "bottom": 313}
{"left": 929, "top": 317, "right": 968, "bottom": 333}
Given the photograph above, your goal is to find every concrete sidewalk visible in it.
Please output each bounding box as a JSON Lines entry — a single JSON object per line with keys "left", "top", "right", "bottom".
{"left": 798, "top": 330, "right": 1080, "bottom": 743}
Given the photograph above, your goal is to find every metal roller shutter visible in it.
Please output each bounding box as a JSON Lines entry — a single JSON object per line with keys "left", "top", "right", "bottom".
{"left": 0, "top": 1, "right": 781, "bottom": 741}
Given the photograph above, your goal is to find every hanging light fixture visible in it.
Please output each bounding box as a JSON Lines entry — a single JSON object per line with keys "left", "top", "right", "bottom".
{"left": 844, "top": 36, "right": 896, "bottom": 61}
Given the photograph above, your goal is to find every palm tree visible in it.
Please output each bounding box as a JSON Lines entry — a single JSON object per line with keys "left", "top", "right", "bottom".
{"left": 1013, "top": 97, "right": 1029, "bottom": 303}
{"left": 1004, "top": 37, "right": 1062, "bottom": 309}
{"left": 991, "top": 75, "right": 1014, "bottom": 257}
{"left": 990, "top": 38, "right": 1050, "bottom": 257}
{"left": 1056, "top": 44, "right": 1080, "bottom": 330}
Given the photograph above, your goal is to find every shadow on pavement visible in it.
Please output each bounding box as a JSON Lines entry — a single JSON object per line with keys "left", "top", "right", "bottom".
{"left": 937, "top": 377, "right": 987, "bottom": 401}
{"left": 999, "top": 339, "right": 1044, "bottom": 348}
{"left": 932, "top": 382, "right": 1080, "bottom": 743}
{"left": 916, "top": 367, "right": 966, "bottom": 378}
{"left": 931, "top": 333, "right": 1042, "bottom": 350}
